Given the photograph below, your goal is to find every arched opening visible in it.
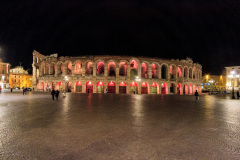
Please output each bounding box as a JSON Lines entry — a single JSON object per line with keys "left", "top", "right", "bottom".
{"left": 177, "top": 84, "right": 182, "bottom": 94}
{"left": 66, "top": 62, "right": 72, "bottom": 75}
{"left": 170, "top": 65, "right": 176, "bottom": 80}
{"left": 130, "top": 60, "right": 138, "bottom": 79}
{"left": 170, "top": 83, "right": 175, "bottom": 94}
{"left": 119, "top": 82, "right": 127, "bottom": 93}
{"left": 40, "top": 82, "right": 44, "bottom": 91}
{"left": 76, "top": 81, "right": 82, "bottom": 93}
{"left": 45, "top": 64, "right": 50, "bottom": 75}
{"left": 96, "top": 81, "right": 104, "bottom": 93}
{"left": 86, "top": 81, "right": 93, "bottom": 93}
{"left": 161, "top": 83, "right": 168, "bottom": 94}
{"left": 184, "top": 67, "right": 188, "bottom": 78}
{"left": 108, "top": 62, "right": 116, "bottom": 77}
{"left": 41, "top": 63, "right": 45, "bottom": 75}
{"left": 152, "top": 83, "right": 158, "bottom": 94}
{"left": 152, "top": 64, "right": 158, "bottom": 78}
{"left": 56, "top": 82, "right": 63, "bottom": 91}
{"left": 75, "top": 62, "right": 82, "bottom": 75}
{"left": 177, "top": 66, "right": 183, "bottom": 78}
{"left": 189, "top": 68, "right": 192, "bottom": 79}
{"left": 50, "top": 82, "right": 54, "bottom": 90}
{"left": 183, "top": 84, "right": 188, "bottom": 94}
{"left": 50, "top": 64, "right": 55, "bottom": 75}
{"left": 85, "top": 62, "right": 93, "bottom": 75}
{"left": 193, "top": 85, "right": 196, "bottom": 94}
{"left": 141, "top": 82, "right": 148, "bottom": 94}
{"left": 161, "top": 65, "right": 167, "bottom": 79}
{"left": 44, "top": 82, "right": 48, "bottom": 91}
{"left": 107, "top": 81, "right": 116, "bottom": 93}
{"left": 130, "top": 82, "right": 138, "bottom": 94}
{"left": 66, "top": 82, "right": 72, "bottom": 92}
{"left": 119, "top": 62, "right": 127, "bottom": 76}
{"left": 57, "top": 63, "right": 63, "bottom": 75}
{"left": 141, "top": 63, "right": 148, "bottom": 78}
{"left": 97, "top": 61, "right": 104, "bottom": 75}
{"left": 189, "top": 84, "right": 192, "bottom": 95}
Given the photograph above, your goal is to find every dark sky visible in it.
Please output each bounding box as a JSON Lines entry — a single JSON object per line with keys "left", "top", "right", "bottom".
{"left": 0, "top": 0, "right": 240, "bottom": 75}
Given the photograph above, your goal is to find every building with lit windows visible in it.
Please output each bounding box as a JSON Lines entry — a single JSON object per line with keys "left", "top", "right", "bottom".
{"left": 225, "top": 66, "right": 240, "bottom": 92}
{"left": 201, "top": 74, "right": 226, "bottom": 92}
{"left": 0, "top": 59, "right": 10, "bottom": 89}
{"left": 32, "top": 50, "right": 202, "bottom": 94}
{"left": 9, "top": 66, "right": 32, "bottom": 89}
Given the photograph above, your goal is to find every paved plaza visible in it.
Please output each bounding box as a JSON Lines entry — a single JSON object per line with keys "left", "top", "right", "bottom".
{"left": 0, "top": 91, "right": 240, "bottom": 159}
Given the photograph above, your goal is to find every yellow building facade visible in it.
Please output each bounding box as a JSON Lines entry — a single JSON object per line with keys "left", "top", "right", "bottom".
{"left": 9, "top": 66, "right": 32, "bottom": 89}
{"left": 201, "top": 74, "right": 226, "bottom": 92}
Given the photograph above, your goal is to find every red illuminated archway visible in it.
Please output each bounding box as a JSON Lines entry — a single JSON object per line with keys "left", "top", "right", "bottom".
{"left": 177, "top": 84, "right": 182, "bottom": 94}
{"left": 141, "top": 82, "right": 148, "bottom": 94}
{"left": 107, "top": 81, "right": 116, "bottom": 93}
{"left": 189, "top": 84, "right": 193, "bottom": 95}
{"left": 76, "top": 81, "right": 82, "bottom": 92}
{"left": 152, "top": 82, "right": 158, "bottom": 94}
{"left": 161, "top": 83, "right": 168, "bottom": 94}
{"left": 183, "top": 84, "right": 188, "bottom": 94}
{"left": 119, "top": 82, "right": 127, "bottom": 93}
{"left": 86, "top": 81, "right": 93, "bottom": 93}
{"left": 130, "top": 81, "right": 138, "bottom": 94}
{"left": 96, "top": 81, "right": 104, "bottom": 93}
{"left": 141, "top": 63, "right": 148, "bottom": 78}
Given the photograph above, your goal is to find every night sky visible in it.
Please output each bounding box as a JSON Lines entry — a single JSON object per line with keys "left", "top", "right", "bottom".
{"left": 0, "top": 0, "right": 240, "bottom": 75}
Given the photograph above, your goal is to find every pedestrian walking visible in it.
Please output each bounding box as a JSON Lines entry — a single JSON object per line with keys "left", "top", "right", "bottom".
{"left": 194, "top": 90, "right": 199, "bottom": 101}
{"left": 51, "top": 89, "right": 56, "bottom": 100}
{"left": 237, "top": 90, "right": 239, "bottom": 99}
{"left": 11, "top": 88, "right": 13, "bottom": 92}
{"left": 56, "top": 90, "right": 59, "bottom": 100}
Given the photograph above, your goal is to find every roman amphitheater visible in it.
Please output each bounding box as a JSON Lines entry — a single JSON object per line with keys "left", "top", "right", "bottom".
{"left": 32, "top": 50, "right": 202, "bottom": 94}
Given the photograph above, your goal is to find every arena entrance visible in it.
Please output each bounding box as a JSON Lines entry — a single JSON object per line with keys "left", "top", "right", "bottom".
{"left": 189, "top": 84, "right": 193, "bottom": 95}
{"left": 177, "top": 84, "right": 182, "bottom": 94}
{"left": 170, "top": 83, "right": 175, "bottom": 94}
{"left": 152, "top": 83, "right": 158, "bottom": 94}
{"left": 130, "top": 82, "right": 138, "bottom": 94}
{"left": 119, "top": 82, "right": 127, "bottom": 93}
{"left": 141, "top": 82, "right": 148, "bottom": 94}
{"left": 56, "top": 82, "right": 63, "bottom": 91}
{"left": 76, "top": 81, "right": 82, "bottom": 93}
{"left": 66, "top": 82, "right": 72, "bottom": 92}
{"left": 107, "top": 82, "right": 116, "bottom": 93}
{"left": 86, "top": 81, "right": 93, "bottom": 93}
{"left": 96, "top": 81, "right": 104, "bottom": 93}
{"left": 161, "top": 83, "right": 168, "bottom": 94}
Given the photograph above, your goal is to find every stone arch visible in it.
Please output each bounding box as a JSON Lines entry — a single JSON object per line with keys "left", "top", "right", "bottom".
{"left": 85, "top": 60, "right": 93, "bottom": 75}
{"left": 95, "top": 60, "right": 105, "bottom": 75}
{"left": 64, "top": 61, "right": 72, "bottom": 75}
{"left": 119, "top": 60, "right": 128, "bottom": 76}
{"left": 184, "top": 66, "right": 188, "bottom": 78}
{"left": 151, "top": 62, "right": 160, "bottom": 79}
{"left": 56, "top": 61, "right": 64, "bottom": 75}
{"left": 169, "top": 64, "right": 177, "bottom": 80}
{"left": 189, "top": 67, "right": 193, "bottom": 79}
{"left": 45, "top": 63, "right": 50, "bottom": 75}
{"left": 50, "top": 62, "right": 56, "bottom": 75}
{"left": 141, "top": 61, "right": 150, "bottom": 78}
{"left": 129, "top": 58, "right": 140, "bottom": 79}
{"left": 40, "top": 62, "right": 45, "bottom": 75}
{"left": 177, "top": 65, "right": 183, "bottom": 78}
{"left": 107, "top": 60, "right": 117, "bottom": 77}
{"left": 160, "top": 63, "right": 168, "bottom": 79}
{"left": 74, "top": 60, "right": 83, "bottom": 75}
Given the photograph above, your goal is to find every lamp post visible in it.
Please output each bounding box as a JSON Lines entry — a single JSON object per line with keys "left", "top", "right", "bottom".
{"left": 228, "top": 71, "right": 240, "bottom": 99}
{"left": 135, "top": 76, "right": 141, "bottom": 94}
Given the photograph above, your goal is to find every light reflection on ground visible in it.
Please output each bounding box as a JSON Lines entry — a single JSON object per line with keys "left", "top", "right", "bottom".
{"left": 0, "top": 91, "right": 240, "bottom": 159}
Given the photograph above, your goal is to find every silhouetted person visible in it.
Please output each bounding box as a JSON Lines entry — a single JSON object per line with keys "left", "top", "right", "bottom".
{"left": 56, "top": 90, "right": 59, "bottom": 100}
{"left": 11, "top": 88, "right": 12, "bottom": 92}
{"left": 237, "top": 91, "right": 239, "bottom": 99}
{"left": 51, "top": 89, "right": 56, "bottom": 100}
{"left": 194, "top": 90, "right": 199, "bottom": 101}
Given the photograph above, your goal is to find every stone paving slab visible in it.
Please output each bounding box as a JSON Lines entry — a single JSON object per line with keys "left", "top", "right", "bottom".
{"left": 0, "top": 91, "right": 240, "bottom": 159}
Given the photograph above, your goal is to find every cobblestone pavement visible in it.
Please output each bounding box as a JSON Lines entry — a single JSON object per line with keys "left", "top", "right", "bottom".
{"left": 0, "top": 91, "right": 240, "bottom": 160}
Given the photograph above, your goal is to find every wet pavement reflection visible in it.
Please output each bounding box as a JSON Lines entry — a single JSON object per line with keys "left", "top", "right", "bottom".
{"left": 0, "top": 91, "right": 240, "bottom": 159}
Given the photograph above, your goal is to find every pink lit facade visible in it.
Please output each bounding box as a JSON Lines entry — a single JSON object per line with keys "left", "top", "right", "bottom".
{"left": 32, "top": 50, "right": 202, "bottom": 94}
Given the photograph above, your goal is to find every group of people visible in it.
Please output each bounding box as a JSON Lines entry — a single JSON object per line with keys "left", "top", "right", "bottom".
{"left": 51, "top": 89, "right": 66, "bottom": 100}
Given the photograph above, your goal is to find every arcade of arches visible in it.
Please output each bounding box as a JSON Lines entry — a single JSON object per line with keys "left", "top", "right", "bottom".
{"left": 33, "top": 51, "right": 202, "bottom": 95}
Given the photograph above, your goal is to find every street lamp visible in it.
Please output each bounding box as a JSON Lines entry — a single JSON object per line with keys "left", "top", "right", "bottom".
{"left": 228, "top": 71, "right": 240, "bottom": 99}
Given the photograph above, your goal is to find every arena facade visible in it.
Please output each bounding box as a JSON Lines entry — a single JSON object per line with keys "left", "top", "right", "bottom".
{"left": 32, "top": 50, "right": 202, "bottom": 94}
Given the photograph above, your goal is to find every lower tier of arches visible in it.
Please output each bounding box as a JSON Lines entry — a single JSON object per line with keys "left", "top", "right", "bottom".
{"left": 37, "top": 80, "right": 201, "bottom": 95}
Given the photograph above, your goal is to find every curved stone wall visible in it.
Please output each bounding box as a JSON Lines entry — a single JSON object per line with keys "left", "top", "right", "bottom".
{"left": 32, "top": 50, "right": 202, "bottom": 94}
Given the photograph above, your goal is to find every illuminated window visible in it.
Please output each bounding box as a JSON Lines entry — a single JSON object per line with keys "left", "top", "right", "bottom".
{"left": 205, "top": 83, "right": 207, "bottom": 85}
{"left": 208, "top": 83, "right": 210, "bottom": 85}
